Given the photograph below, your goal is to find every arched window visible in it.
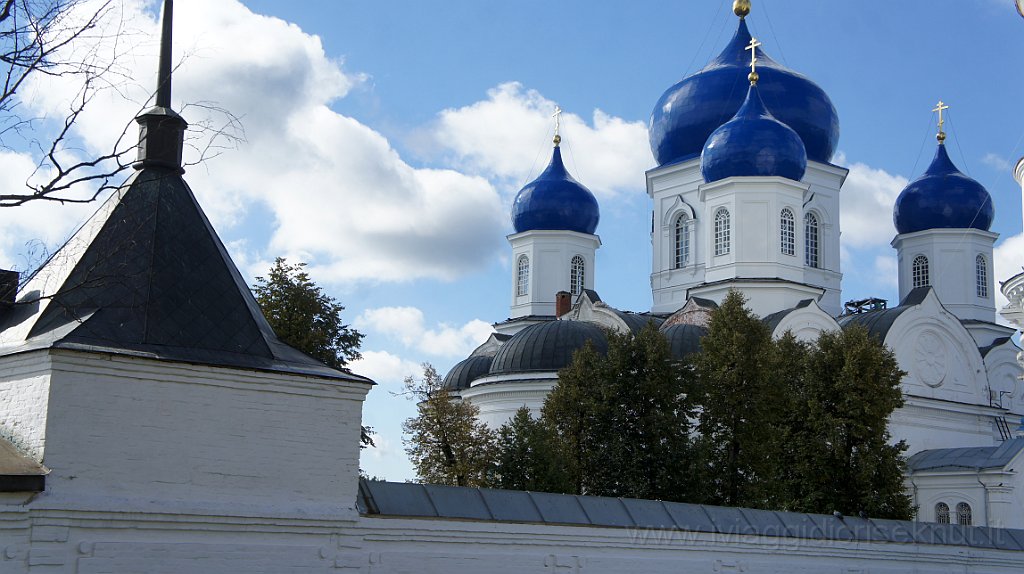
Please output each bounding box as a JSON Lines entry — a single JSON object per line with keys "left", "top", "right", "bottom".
{"left": 976, "top": 255, "right": 988, "bottom": 298}
{"left": 780, "top": 208, "right": 795, "bottom": 256}
{"left": 516, "top": 255, "right": 529, "bottom": 296}
{"left": 804, "top": 212, "right": 819, "bottom": 268}
{"left": 935, "top": 502, "right": 950, "bottom": 524}
{"left": 912, "top": 255, "right": 930, "bottom": 288}
{"left": 956, "top": 502, "right": 972, "bottom": 526}
{"left": 714, "top": 208, "right": 731, "bottom": 256}
{"left": 674, "top": 214, "right": 690, "bottom": 269}
{"left": 570, "top": 255, "right": 585, "bottom": 295}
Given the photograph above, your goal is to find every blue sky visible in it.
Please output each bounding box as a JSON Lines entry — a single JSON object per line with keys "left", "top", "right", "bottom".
{"left": 1, "top": 0, "right": 1022, "bottom": 480}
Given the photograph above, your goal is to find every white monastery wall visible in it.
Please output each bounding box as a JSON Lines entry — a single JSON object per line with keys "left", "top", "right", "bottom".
{"left": 0, "top": 351, "right": 53, "bottom": 461}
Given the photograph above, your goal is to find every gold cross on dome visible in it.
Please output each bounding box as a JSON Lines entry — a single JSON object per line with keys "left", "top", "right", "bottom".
{"left": 933, "top": 100, "right": 949, "bottom": 141}
{"left": 552, "top": 106, "right": 563, "bottom": 146}
{"left": 745, "top": 37, "right": 762, "bottom": 75}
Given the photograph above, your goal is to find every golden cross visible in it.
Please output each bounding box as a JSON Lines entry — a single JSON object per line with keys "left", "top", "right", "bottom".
{"left": 932, "top": 100, "right": 949, "bottom": 131}
{"left": 745, "top": 37, "right": 762, "bottom": 75}
{"left": 552, "top": 106, "right": 562, "bottom": 137}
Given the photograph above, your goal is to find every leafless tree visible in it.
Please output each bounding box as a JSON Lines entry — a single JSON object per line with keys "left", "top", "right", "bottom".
{"left": 0, "top": 0, "right": 243, "bottom": 207}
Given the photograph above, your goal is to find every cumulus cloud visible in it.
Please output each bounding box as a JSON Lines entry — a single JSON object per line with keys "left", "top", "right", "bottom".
{"left": 431, "top": 82, "right": 653, "bottom": 198}
{"left": 349, "top": 350, "right": 423, "bottom": 386}
{"left": 5, "top": 0, "right": 506, "bottom": 283}
{"left": 356, "top": 306, "right": 493, "bottom": 358}
{"left": 836, "top": 153, "right": 908, "bottom": 250}
{"left": 982, "top": 153, "right": 1012, "bottom": 172}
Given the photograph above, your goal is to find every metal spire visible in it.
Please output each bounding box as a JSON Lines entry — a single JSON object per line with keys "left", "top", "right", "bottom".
{"left": 745, "top": 37, "right": 762, "bottom": 84}
{"left": 156, "top": 0, "right": 173, "bottom": 108}
{"left": 933, "top": 100, "right": 949, "bottom": 143}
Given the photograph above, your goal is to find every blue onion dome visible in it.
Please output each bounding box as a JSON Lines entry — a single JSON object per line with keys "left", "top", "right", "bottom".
{"left": 490, "top": 320, "right": 608, "bottom": 375}
{"left": 701, "top": 83, "right": 807, "bottom": 183}
{"left": 442, "top": 354, "right": 494, "bottom": 391}
{"left": 511, "top": 145, "right": 600, "bottom": 235}
{"left": 661, "top": 324, "right": 708, "bottom": 361}
{"left": 649, "top": 17, "right": 839, "bottom": 166}
{"left": 893, "top": 143, "right": 994, "bottom": 234}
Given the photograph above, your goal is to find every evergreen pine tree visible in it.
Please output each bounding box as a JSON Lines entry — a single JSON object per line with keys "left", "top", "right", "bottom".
{"left": 494, "top": 407, "right": 572, "bottom": 493}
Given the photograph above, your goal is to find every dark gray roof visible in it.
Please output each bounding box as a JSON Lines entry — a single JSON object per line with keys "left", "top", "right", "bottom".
{"left": 689, "top": 296, "right": 719, "bottom": 309}
{"left": 907, "top": 439, "right": 1024, "bottom": 472}
{"left": 0, "top": 437, "right": 45, "bottom": 492}
{"left": 610, "top": 309, "right": 665, "bottom": 333}
{"left": 979, "top": 337, "right": 1014, "bottom": 358}
{"left": 662, "top": 324, "right": 707, "bottom": 360}
{"left": 357, "top": 479, "right": 1024, "bottom": 550}
{"left": 762, "top": 299, "right": 815, "bottom": 332}
{"left": 442, "top": 354, "right": 494, "bottom": 391}
{"left": 489, "top": 321, "right": 608, "bottom": 375}
{"left": 838, "top": 287, "right": 932, "bottom": 340}
{"left": 0, "top": 168, "right": 370, "bottom": 383}
{"left": 581, "top": 289, "right": 602, "bottom": 303}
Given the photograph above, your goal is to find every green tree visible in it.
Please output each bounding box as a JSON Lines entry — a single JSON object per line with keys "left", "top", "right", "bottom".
{"left": 691, "top": 290, "right": 785, "bottom": 508}
{"left": 788, "top": 325, "right": 912, "bottom": 519}
{"left": 543, "top": 323, "right": 695, "bottom": 501}
{"left": 253, "top": 257, "right": 363, "bottom": 369}
{"left": 402, "top": 364, "right": 497, "bottom": 487}
{"left": 494, "top": 406, "right": 572, "bottom": 493}
{"left": 252, "top": 257, "right": 371, "bottom": 447}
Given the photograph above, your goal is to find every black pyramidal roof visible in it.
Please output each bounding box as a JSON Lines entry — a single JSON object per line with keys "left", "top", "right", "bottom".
{"left": 0, "top": 0, "right": 370, "bottom": 384}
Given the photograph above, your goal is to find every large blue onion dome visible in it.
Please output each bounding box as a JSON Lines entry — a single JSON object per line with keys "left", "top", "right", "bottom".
{"left": 489, "top": 320, "right": 608, "bottom": 375}
{"left": 649, "top": 17, "right": 839, "bottom": 167}
{"left": 442, "top": 354, "right": 494, "bottom": 391}
{"left": 700, "top": 82, "right": 807, "bottom": 183}
{"left": 511, "top": 145, "right": 600, "bottom": 235}
{"left": 893, "top": 143, "right": 994, "bottom": 234}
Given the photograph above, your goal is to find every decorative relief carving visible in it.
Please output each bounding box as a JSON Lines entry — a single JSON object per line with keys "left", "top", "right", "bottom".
{"left": 915, "top": 330, "right": 948, "bottom": 387}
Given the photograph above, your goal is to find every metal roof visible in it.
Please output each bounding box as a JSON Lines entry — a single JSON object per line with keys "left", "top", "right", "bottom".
{"left": 0, "top": 168, "right": 371, "bottom": 383}
{"left": 762, "top": 299, "right": 815, "bottom": 332}
{"left": 661, "top": 323, "right": 707, "bottom": 360}
{"left": 442, "top": 354, "right": 493, "bottom": 391}
{"left": 357, "top": 479, "right": 1024, "bottom": 550}
{"left": 489, "top": 320, "right": 608, "bottom": 375}
{"left": 837, "top": 287, "right": 931, "bottom": 339}
{"left": 907, "top": 439, "right": 1024, "bottom": 472}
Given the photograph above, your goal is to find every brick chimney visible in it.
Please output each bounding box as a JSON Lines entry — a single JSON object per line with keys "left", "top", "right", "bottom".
{"left": 555, "top": 291, "right": 572, "bottom": 317}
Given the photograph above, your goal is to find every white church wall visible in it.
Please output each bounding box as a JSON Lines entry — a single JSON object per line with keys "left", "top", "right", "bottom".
{"left": 769, "top": 301, "right": 840, "bottom": 342}
{"left": 460, "top": 375, "right": 554, "bottom": 429}
{"left": 0, "top": 351, "right": 52, "bottom": 461}
{"left": 893, "top": 398, "right": 999, "bottom": 453}
{"left": 893, "top": 229, "right": 998, "bottom": 325}
{"left": 985, "top": 341, "right": 1024, "bottom": 417}
{"left": 37, "top": 350, "right": 370, "bottom": 514}
{"left": 509, "top": 230, "right": 600, "bottom": 318}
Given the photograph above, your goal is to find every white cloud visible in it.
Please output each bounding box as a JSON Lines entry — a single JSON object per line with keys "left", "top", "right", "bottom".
{"left": 349, "top": 350, "right": 422, "bottom": 386}
{"left": 7, "top": 0, "right": 506, "bottom": 283}
{"left": 837, "top": 153, "right": 908, "bottom": 250}
{"left": 873, "top": 254, "right": 899, "bottom": 289}
{"left": 982, "top": 153, "right": 1012, "bottom": 172}
{"left": 356, "top": 306, "right": 493, "bottom": 358}
{"left": 431, "top": 82, "right": 653, "bottom": 199}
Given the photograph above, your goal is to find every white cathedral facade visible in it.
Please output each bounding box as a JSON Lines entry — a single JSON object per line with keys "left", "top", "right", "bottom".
{"left": 3, "top": 1, "right": 1024, "bottom": 572}
{"left": 449, "top": 2, "right": 1024, "bottom": 531}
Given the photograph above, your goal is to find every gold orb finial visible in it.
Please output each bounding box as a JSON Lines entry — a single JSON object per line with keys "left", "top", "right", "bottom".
{"left": 553, "top": 134, "right": 562, "bottom": 146}
{"left": 733, "top": 0, "right": 751, "bottom": 18}
{"left": 748, "top": 71, "right": 759, "bottom": 85}
{"left": 937, "top": 131, "right": 946, "bottom": 143}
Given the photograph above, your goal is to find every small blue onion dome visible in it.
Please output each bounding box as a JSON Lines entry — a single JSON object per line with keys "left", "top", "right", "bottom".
{"left": 442, "top": 354, "right": 494, "bottom": 391}
{"left": 511, "top": 146, "right": 600, "bottom": 235}
{"left": 649, "top": 18, "right": 839, "bottom": 166}
{"left": 701, "top": 83, "right": 807, "bottom": 183}
{"left": 490, "top": 320, "right": 608, "bottom": 375}
{"left": 893, "top": 143, "right": 994, "bottom": 234}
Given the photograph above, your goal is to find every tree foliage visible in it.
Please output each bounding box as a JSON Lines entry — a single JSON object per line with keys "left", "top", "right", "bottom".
{"left": 402, "top": 364, "right": 497, "bottom": 487}
{"left": 544, "top": 323, "right": 695, "bottom": 501}
{"left": 787, "top": 325, "right": 912, "bottom": 518}
{"left": 493, "top": 406, "right": 572, "bottom": 493}
{"left": 691, "top": 290, "right": 783, "bottom": 508}
{"left": 252, "top": 257, "right": 371, "bottom": 447}
{"left": 253, "top": 257, "right": 363, "bottom": 369}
